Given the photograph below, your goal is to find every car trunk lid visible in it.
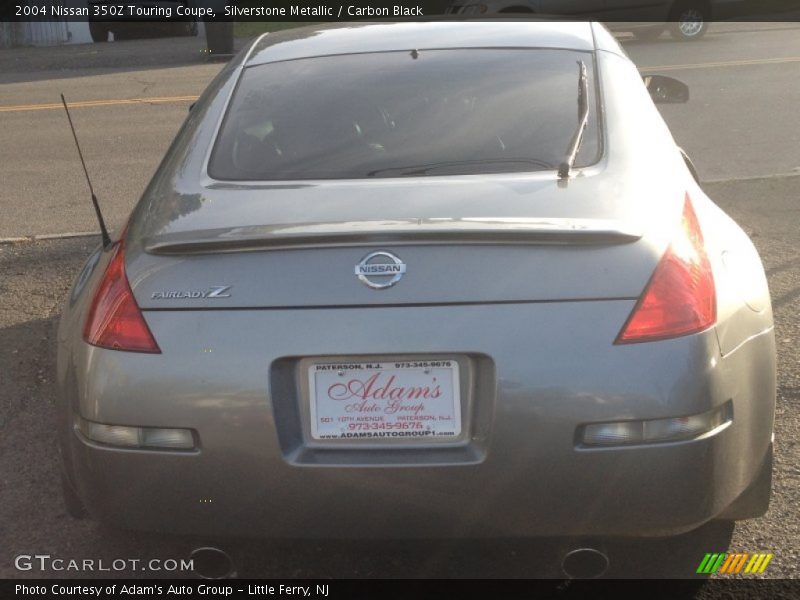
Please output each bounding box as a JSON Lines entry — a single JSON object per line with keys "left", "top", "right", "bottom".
{"left": 125, "top": 174, "right": 681, "bottom": 310}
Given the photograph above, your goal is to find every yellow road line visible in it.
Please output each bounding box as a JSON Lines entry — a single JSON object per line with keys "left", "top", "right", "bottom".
{"left": 2, "top": 54, "right": 800, "bottom": 113}
{"left": 640, "top": 55, "right": 800, "bottom": 72}
{"left": 0, "top": 95, "right": 199, "bottom": 113}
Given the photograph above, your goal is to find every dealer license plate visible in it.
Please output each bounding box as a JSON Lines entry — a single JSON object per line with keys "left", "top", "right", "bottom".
{"left": 308, "top": 359, "right": 461, "bottom": 441}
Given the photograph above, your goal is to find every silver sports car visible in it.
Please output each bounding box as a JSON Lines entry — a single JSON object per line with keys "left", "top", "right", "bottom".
{"left": 57, "top": 21, "right": 775, "bottom": 577}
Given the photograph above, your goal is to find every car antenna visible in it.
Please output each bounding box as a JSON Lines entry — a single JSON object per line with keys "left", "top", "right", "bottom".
{"left": 558, "top": 61, "right": 590, "bottom": 183}
{"left": 60, "top": 93, "right": 113, "bottom": 249}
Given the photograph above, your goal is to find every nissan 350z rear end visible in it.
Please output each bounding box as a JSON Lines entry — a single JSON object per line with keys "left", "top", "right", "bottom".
{"left": 56, "top": 22, "right": 775, "bottom": 575}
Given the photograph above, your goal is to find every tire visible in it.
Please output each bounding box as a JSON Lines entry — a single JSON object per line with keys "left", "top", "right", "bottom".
{"left": 718, "top": 445, "right": 773, "bottom": 520}
{"left": 89, "top": 22, "right": 109, "bottom": 43}
{"left": 632, "top": 26, "right": 665, "bottom": 41}
{"left": 669, "top": 2, "right": 711, "bottom": 41}
{"left": 61, "top": 471, "right": 87, "bottom": 519}
{"left": 606, "top": 521, "right": 735, "bottom": 578}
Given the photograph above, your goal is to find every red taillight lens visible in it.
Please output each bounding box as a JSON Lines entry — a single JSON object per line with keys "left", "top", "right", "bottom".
{"left": 616, "top": 195, "right": 716, "bottom": 344}
{"left": 83, "top": 242, "right": 161, "bottom": 353}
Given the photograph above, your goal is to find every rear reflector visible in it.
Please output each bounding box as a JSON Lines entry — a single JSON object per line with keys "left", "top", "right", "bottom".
{"left": 581, "top": 403, "right": 731, "bottom": 447}
{"left": 83, "top": 241, "right": 161, "bottom": 353}
{"left": 78, "top": 418, "right": 195, "bottom": 450}
{"left": 615, "top": 195, "right": 716, "bottom": 344}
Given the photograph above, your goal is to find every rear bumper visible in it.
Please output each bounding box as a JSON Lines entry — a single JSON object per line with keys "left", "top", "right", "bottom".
{"left": 67, "top": 421, "right": 764, "bottom": 539}
{"left": 59, "top": 301, "right": 775, "bottom": 539}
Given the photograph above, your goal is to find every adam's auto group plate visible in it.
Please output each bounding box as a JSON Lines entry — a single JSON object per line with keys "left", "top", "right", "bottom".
{"left": 308, "top": 360, "right": 461, "bottom": 441}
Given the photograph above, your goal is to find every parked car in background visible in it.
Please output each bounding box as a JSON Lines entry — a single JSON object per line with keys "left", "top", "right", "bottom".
{"left": 445, "top": 0, "right": 748, "bottom": 40}
{"left": 58, "top": 21, "right": 775, "bottom": 578}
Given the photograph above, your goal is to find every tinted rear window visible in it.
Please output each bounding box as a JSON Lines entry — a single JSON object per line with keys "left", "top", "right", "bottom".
{"left": 209, "top": 49, "right": 601, "bottom": 180}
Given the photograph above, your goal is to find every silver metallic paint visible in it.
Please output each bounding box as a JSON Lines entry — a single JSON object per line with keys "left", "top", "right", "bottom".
{"left": 57, "top": 22, "right": 776, "bottom": 541}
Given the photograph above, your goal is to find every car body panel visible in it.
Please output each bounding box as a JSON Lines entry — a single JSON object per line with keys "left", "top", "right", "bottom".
{"left": 59, "top": 300, "right": 774, "bottom": 537}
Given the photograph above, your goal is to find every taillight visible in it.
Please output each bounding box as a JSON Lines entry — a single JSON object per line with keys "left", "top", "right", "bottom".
{"left": 83, "top": 241, "right": 161, "bottom": 353}
{"left": 615, "top": 194, "right": 716, "bottom": 344}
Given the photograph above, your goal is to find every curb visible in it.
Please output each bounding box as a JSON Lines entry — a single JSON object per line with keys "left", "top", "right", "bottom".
{"left": 0, "top": 231, "right": 100, "bottom": 245}
{"left": 702, "top": 172, "right": 800, "bottom": 185}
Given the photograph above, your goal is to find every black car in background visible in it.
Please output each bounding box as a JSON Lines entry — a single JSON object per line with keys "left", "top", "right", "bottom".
{"left": 445, "top": 0, "right": 748, "bottom": 40}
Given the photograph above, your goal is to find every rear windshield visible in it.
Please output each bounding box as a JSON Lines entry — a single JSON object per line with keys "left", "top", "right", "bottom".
{"left": 209, "top": 49, "right": 601, "bottom": 180}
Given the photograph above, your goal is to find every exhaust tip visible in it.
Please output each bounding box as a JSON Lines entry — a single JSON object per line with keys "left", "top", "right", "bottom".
{"left": 190, "top": 546, "right": 237, "bottom": 579}
{"left": 562, "top": 547, "right": 609, "bottom": 579}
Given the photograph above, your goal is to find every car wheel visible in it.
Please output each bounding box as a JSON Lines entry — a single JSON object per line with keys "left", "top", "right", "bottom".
{"left": 61, "top": 471, "right": 87, "bottom": 519}
{"left": 89, "top": 22, "right": 109, "bottom": 43}
{"left": 632, "top": 26, "right": 665, "bottom": 41}
{"left": 669, "top": 2, "right": 711, "bottom": 41}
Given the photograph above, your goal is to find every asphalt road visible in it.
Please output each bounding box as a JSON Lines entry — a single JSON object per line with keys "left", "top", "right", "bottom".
{"left": 2, "top": 23, "right": 800, "bottom": 238}
{"left": 1, "top": 22, "right": 800, "bottom": 585}
{"left": 629, "top": 23, "right": 800, "bottom": 182}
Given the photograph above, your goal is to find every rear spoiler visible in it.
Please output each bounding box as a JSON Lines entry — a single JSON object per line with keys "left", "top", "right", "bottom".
{"left": 143, "top": 218, "right": 642, "bottom": 255}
